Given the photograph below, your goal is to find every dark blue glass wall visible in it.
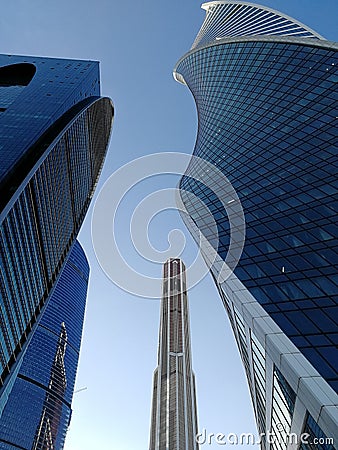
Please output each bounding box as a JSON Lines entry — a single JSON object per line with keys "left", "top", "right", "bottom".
{"left": 0, "top": 240, "right": 89, "bottom": 450}
{"left": 177, "top": 40, "right": 338, "bottom": 391}
{"left": 0, "top": 54, "right": 100, "bottom": 186}
{"left": 0, "top": 54, "right": 113, "bottom": 392}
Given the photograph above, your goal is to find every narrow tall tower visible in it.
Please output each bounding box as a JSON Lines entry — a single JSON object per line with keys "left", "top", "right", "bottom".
{"left": 149, "top": 259, "right": 199, "bottom": 450}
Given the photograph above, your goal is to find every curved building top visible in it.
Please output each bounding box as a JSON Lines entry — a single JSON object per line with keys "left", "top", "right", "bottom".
{"left": 191, "top": 1, "right": 324, "bottom": 51}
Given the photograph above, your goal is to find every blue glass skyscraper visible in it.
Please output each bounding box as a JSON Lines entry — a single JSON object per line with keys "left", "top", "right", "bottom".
{"left": 0, "top": 240, "right": 89, "bottom": 449}
{"left": 0, "top": 54, "right": 113, "bottom": 405}
{"left": 174, "top": 2, "right": 337, "bottom": 448}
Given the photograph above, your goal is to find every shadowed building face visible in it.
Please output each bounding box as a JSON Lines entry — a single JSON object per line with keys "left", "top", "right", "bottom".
{"left": 0, "top": 241, "right": 90, "bottom": 449}
{"left": 0, "top": 54, "right": 113, "bottom": 403}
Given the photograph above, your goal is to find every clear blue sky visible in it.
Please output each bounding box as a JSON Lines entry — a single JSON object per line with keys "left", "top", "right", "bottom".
{"left": 2, "top": 1, "right": 337, "bottom": 449}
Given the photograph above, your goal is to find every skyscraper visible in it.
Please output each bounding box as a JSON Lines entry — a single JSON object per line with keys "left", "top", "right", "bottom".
{"left": 0, "top": 54, "right": 113, "bottom": 407}
{"left": 174, "top": 2, "right": 337, "bottom": 448}
{"left": 0, "top": 240, "right": 89, "bottom": 449}
{"left": 149, "top": 259, "right": 199, "bottom": 450}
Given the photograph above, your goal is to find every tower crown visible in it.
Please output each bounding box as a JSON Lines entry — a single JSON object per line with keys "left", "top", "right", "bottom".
{"left": 191, "top": 1, "right": 324, "bottom": 50}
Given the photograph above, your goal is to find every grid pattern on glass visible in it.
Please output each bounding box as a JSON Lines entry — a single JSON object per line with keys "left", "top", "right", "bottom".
{"left": 191, "top": 1, "right": 323, "bottom": 50}
{"left": 0, "top": 241, "right": 89, "bottom": 450}
{"left": 0, "top": 97, "right": 112, "bottom": 389}
{"left": 250, "top": 331, "right": 266, "bottom": 442}
{"left": 177, "top": 39, "right": 338, "bottom": 392}
{"left": 300, "top": 413, "right": 335, "bottom": 450}
{"left": 270, "top": 367, "right": 296, "bottom": 450}
{"left": 0, "top": 86, "right": 25, "bottom": 110}
{"left": 233, "top": 307, "right": 255, "bottom": 399}
{"left": 0, "top": 55, "right": 100, "bottom": 184}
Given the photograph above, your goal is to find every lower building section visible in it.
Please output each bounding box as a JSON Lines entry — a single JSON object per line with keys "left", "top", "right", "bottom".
{"left": 0, "top": 241, "right": 89, "bottom": 450}
{"left": 214, "top": 258, "right": 338, "bottom": 450}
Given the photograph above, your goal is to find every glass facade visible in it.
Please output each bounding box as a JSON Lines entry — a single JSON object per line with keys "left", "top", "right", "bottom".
{"left": 0, "top": 241, "right": 89, "bottom": 449}
{"left": 300, "top": 414, "right": 335, "bottom": 450}
{"left": 0, "top": 54, "right": 113, "bottom": 397}
{"left": 251, "top": 331, "right": 267, "bottom": 442}
{"left": 270, "top": 368, "right": 296, "bottom": 450}
{"left": 0, "top": 54, "right": 101, "bottom": 187}
{"left": 174, "top": 1, "right": 337, "bottom": 447}
{"left": 149, "top": 259, "right": 199, "bottom": 450}
{"left": 177, "top": 39, "right": 338, "bottom": 392}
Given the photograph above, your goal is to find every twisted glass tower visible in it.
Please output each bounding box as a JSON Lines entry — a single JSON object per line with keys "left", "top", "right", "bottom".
{"left": 0, "top": 54, "right": 113, "bottom": 409}
{"left": 174, "top": 2, "right": 337, "bottom": 448}
{"left": 0, "top": 240, "right": 89, "bottom": 449}
{"left": 149, "top": 259, "right": 199, "bottom": 450}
